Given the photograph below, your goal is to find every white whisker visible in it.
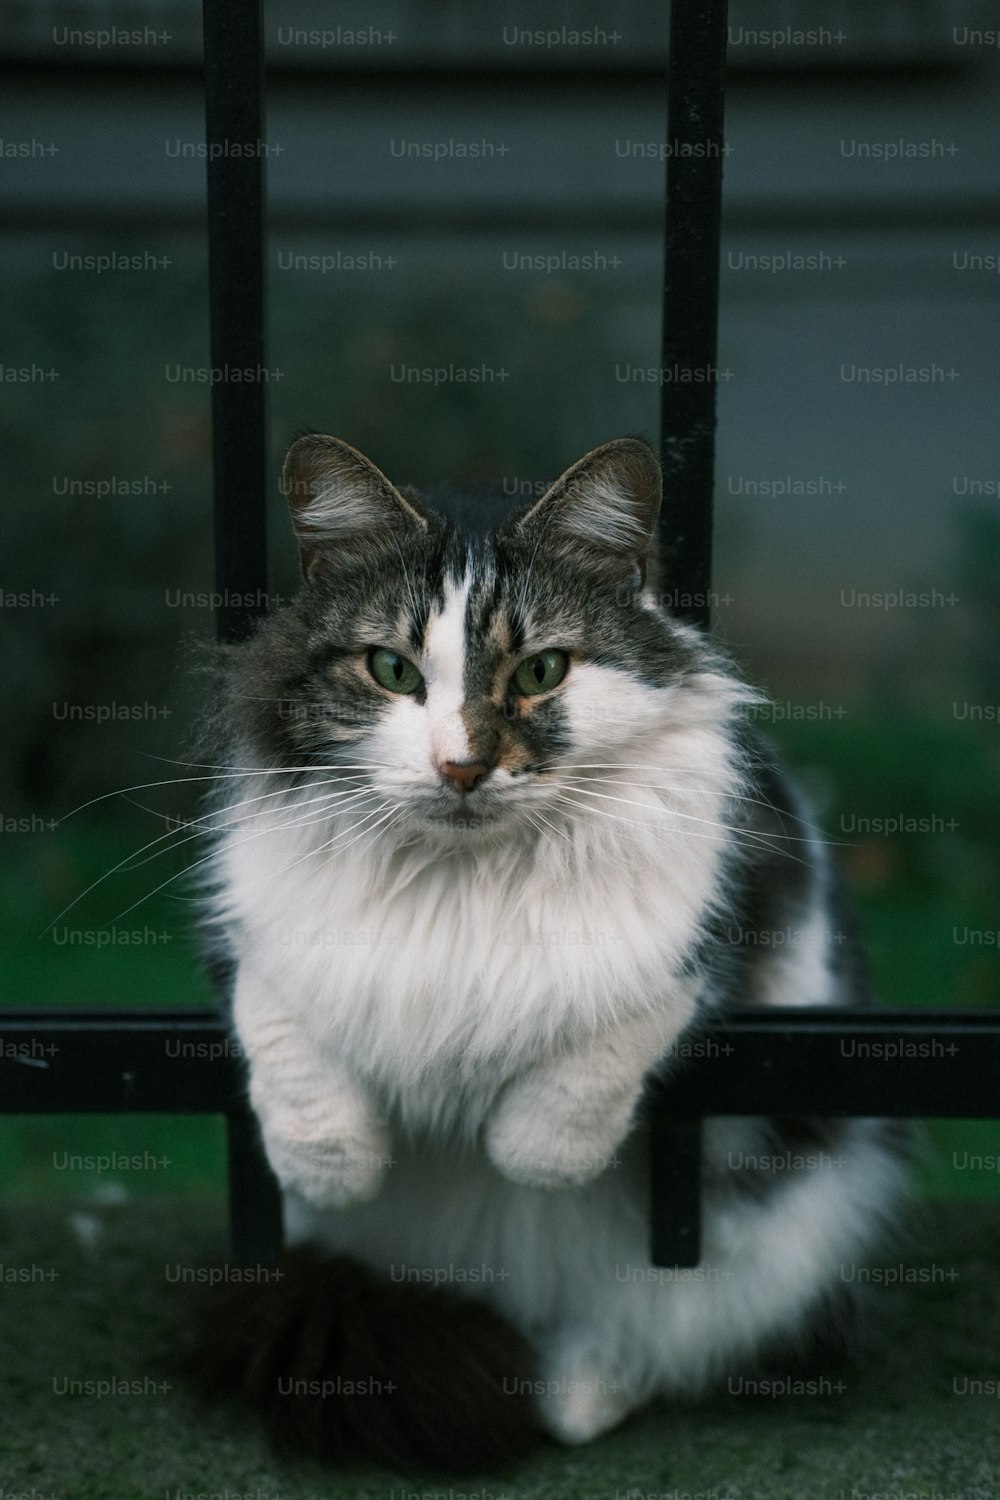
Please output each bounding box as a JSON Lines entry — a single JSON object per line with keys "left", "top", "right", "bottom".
{"left": 524, "top": 802, "right": 576, "bottom": 853}
{"left": 275, "top": 800, "right": 404, "bottom": 880}
{"left": 548, "top": 790, "right": 808, "bottom": 865}
{"left": 92, "top": 790, "right": 386, "bottom": 932}
{"left": 545, "top": 765, "right": 822, "bottom": 830}
{"left": 552, "top": 778, "right": 830, "bottom": 847}
{"left": 40, "top": 777, "right": 379, "bottom": 937}
{"left": 57, "top": 762, "right": 396, "bottom": 824}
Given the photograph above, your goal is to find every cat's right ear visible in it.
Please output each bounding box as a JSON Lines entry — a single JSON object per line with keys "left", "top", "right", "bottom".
{"left": 281, "top": 435, "right": 428, "bottom": 578}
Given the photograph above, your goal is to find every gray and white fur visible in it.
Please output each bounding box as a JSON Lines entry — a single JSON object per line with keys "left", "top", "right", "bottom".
{"left": 198, "top": 435, "right": 907, "bottom": 1462}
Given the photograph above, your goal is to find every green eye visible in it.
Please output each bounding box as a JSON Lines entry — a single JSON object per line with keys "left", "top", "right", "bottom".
{"left": 513, "top": 650, "right": 569, "bottom": 697}
{"left": 369, "top": 648, "right": 424, "bottom": 695}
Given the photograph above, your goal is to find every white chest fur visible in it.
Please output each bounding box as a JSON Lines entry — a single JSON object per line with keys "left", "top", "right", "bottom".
{"left": 213, "top": 714, "right": 740, "bottom": 1131}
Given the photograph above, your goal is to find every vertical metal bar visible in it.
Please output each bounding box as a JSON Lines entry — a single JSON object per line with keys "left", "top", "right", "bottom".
{"left": 203, "top": 0, "right": 269, "bottom": 645}
{"left": 650, "top": 1117, "right": 703, "bottom": 1267}
{"left": 226, "top": 1111, "right": 284, "bottom": 1264}
{"left": 203, "top": 0, "right": 277, "bottom": 1261}
{"left": 650, "top": 0, "right": 728, "bottom": 1262}
{"left": 659, "top": 0, "right": 730, "bottom": 631}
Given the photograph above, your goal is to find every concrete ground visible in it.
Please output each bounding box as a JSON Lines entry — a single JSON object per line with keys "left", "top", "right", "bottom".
{"left": 1, "top": 1195, "right": 997, "bottom": 1500}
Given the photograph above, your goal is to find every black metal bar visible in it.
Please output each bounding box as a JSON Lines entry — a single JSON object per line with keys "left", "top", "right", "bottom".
{"left": 0, "top": 1009, "right": 244, "bottom": 1112}
{"left": 650, "top": 1117, "right": 702, "bottom": 1267}
{"left": 650, "top": 1008, "right": 1000, "bottom": 1118}
{"left": 652, "top": 0, "right": 728, "bottom": 1254}
{"left": 226, "top": 1110, "right": 284, "bottom": 1264}
{"left": 659, "top": 0, "right": 729, "bottom": 629}
{"left": 11, "top": 198, "right": 1000, "bottom": 238}
{"left": 202, "top": 0, "right": 275, "bottom": 1258}
{"left": 203, "top": 0, "right": 269, "bottom": 645}
{"left": 3, "top": 1008, "right": 999, "bottom": 1116}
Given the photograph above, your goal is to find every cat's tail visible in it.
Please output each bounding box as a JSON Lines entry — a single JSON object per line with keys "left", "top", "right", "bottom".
{"left": 182, "top": 1245, "right": 542, "bottom": 1473}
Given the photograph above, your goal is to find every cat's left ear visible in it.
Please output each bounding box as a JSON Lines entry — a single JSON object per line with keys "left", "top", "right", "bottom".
{"left": 281, "top": 434, "right": 428, "bottom": 578}
{"left": 511, "top": 437, "right": 662, "bottom": 585}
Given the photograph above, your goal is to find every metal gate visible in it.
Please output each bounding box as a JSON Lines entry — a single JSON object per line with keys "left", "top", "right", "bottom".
{"left": 3, "top": 0, "right": 998, "bottom": 1270}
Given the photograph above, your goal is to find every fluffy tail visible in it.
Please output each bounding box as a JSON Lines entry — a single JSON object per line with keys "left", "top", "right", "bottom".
{"left": 184, "top": 1246, "right": 542, "bottom": 1472}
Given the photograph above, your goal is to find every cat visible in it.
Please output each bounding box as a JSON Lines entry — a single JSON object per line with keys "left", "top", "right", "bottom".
{"left": 192, "top": 433, "right": 908, "bottom": 1471}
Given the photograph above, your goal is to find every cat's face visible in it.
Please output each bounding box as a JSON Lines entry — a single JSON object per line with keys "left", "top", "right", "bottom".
{"left": 240, "top": 436, "right": 706, "bottom": 845}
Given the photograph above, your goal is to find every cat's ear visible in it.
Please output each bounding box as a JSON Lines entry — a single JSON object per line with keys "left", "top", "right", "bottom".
{"left": 511, "top": 437, "right": 662, "bottom": 585}
{"left": 281, "top": 434, "right": 428, "bottom": 577}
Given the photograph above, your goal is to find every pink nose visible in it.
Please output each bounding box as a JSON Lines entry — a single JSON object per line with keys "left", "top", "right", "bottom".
{"left": 439, "top": 760, "right": 490, "bottom": 794}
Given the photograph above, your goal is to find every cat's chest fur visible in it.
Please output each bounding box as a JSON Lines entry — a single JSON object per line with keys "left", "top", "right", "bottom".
{"left": 217, "top": 763, "right": 727, "bottom": 1128}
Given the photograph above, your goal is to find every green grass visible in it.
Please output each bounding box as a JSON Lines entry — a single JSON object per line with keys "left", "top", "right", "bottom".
{"left": 0, "top": 1115, "right": 226, "bottom": 1203}
{"left": 768, "top": 710, "right": 1000, "bottom": 1015}
{"left": 1, "top": 818, "right": 215, "bottom": 1011}
{"left": 1, "top": 1196, "right": 998, "bottom": 1500}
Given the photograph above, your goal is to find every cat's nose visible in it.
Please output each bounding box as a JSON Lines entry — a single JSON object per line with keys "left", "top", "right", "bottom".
{"left": 438, "top": 760, "right": 491, "bottom": 794}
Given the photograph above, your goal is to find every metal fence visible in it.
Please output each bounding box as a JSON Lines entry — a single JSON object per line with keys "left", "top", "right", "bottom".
{"left": 3, "top": 0, "right": 999, "bottom": 1270}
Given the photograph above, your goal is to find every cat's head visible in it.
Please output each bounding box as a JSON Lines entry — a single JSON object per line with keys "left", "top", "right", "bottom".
{"left": 229, "top": 435, "right": 733, "bottom": 846}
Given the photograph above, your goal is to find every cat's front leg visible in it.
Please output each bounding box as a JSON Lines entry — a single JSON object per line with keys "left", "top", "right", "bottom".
{"left": 232, "top": 961, "right": 391, "bottom": 1209}
{"left": 485, "top": 1006, "right": 688, "bottom": 1189}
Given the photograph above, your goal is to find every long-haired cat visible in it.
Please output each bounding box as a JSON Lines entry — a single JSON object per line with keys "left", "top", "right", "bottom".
{"left": 193, "top": 434, "right": 907, "bottom": 1471}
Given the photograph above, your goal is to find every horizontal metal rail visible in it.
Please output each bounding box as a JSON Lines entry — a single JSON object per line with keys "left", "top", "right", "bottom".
{"left": 2, "top": 1006, "right": 998, "bottom": 1116}
{"left": 3, "top": 1005, "right": 996, "bottom": 1268}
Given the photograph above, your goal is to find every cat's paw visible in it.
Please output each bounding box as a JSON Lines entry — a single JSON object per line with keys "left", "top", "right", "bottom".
{"left": 259, "top": 1113, "right": 393, "bottom": 1210}
{"left": 485, "top": 1081, "right": 628, "bottom": 1189}
{"left": 536, "top": 1345, "right": 636, "bottom": 1444}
